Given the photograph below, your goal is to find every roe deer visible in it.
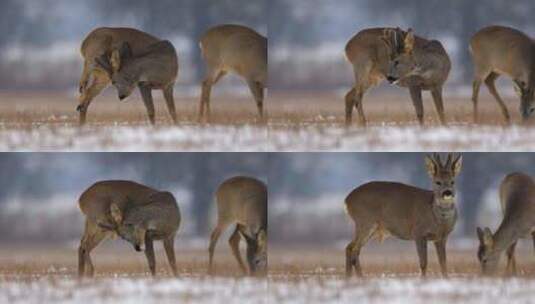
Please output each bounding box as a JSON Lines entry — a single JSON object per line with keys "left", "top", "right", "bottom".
{"left": 95, "top": 40, "right": 179, "bottom": 125}
{"left": 208, "top": 176, "right": 267, "bottom": 276}
{"left": 470, "top": 25, "right": 535, "bottom": 124}
{"left": 345, "top": 28, "right": 451, "bottom": 126}
{"left": 345, "top": 153, "right": 462, "bottom": 277}
{"left": 78, "top": 180, "right": 181, "bottom": 277}
{"left": 199, "top": 24, "right": 267, "bottom": 122}
{"left": 78, "top": 27, "right": 174, "bottom": 125}
{"left": 477, "top": 172, "right": 535, "bottom": 276}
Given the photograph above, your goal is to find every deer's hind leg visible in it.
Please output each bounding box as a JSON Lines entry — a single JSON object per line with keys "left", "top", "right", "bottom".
{"left": 346, "top": 61, "right": 372, "bottom": 127}
{"left": 163, "top": 85, "right": 178, "bottom": 124}
{"left": 78, "top": 220, "right": 108, "bottom": 277}
{"left": 208, "top": 220, "right": 230, "bottom": 275}
{"left": 199, "top": 68, "right": 227, "bottom": 122}
{"left": 484, "top": 72, "right": 510, "bottom": 124}
{"left": 77, "top": 69, "right": 110, "bottom": 125}
{"left": 229, "top": 225, "right": 247, "bottom": 274}
{"left": 346, "top": 222, "right": 375, "bottom": 277}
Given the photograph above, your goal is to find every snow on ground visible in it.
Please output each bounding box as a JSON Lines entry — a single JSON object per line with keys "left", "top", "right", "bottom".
{"left": 1, "top": 277, "right": 267, "bottom": 304}
{"left": 268, "top": 125, "right": 535, "bottom": 151}
{"left": 268, "top": 276, "right": 535, "bottom": 304}
{"left": 1, "top": 124, "right": 535, "bottom": 151}
{"left": 3, "top": 276, "right": 535, "bottom": 304}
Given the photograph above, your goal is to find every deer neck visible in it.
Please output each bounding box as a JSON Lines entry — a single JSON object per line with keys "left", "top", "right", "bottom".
{"left": 431, "top": 194, "right": 457, "bottom": 224}
{"left": 492, "top": 221, "right": 518, "bottom": 254}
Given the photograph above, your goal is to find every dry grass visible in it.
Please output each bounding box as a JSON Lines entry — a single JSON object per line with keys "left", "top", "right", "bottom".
{"left": 0, "top": 90, "right": 522, "bottom": 128}
{"left": 0, "top": 244, "right": 251, "bottom": 280}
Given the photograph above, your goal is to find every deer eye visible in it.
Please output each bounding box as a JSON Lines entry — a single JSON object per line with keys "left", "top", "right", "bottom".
{"left": 435, "top": 181, "right": 442, "bottom": 186}
{"left": 394, "top": 60, "right": 399, "bottom": 66}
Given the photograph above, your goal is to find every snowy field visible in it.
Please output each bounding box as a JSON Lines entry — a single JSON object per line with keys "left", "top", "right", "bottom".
{"left": 3, "top": 276, "right": 535, "bottom": 304}
{"left": 268, "top": 276, "right": 535, "bottom": 304}
{"left": 0, "top": 91, "right": 532, "bottom": 151}
{"left": 1, "top": 124, "right": 535, "bottom": 151}
{"left": 1, "top": 277, "right": 268, "bottom": 304}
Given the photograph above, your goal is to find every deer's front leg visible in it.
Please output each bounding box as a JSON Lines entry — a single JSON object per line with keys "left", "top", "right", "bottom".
{"left": 144, "top": 236, "right": 156, "bottom": 276}
{"left": 434, "top": 238, "right": 448, "bottom": 277}
{"left": 415, "top": 238, "right": 428, "bottom": 277}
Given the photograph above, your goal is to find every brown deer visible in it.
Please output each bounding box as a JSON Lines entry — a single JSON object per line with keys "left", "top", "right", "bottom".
{"left": 94, "top": 40, "right": 179, "bottom": 125}
{"left": 345, "top": 153, "right": 462, "bottom": 277}
{"left": 345, "top": 28, "right": 451, "bottom": 126}
{"left": 199, "top": 24, "right": 267, "bottom": 122}
{"left": 477, "top": 172, "right": 535, "bottom": 276}
{"left": 78, "top": 180, "right": 181, "bottom": 277}
{"left": 78, "top": 27, "right": 178, "bottom": 125}
{"left": 208, "top": 176, "right": 267, "bottom": 276}
{"left": 470, "top": 25, "right": 535, "bottom": 124}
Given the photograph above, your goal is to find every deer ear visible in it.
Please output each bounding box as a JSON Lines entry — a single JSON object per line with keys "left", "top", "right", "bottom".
{"left": 424, "top": 154, "right": 437, "bottom": 177}
{"left": 110, "top": 42, "right": 132, "bottom": 72}
{"left": 110, "top": 203, "right": 123, "bottom": 224}
{"left": 94, "top": 54, "right": 113, "bottom": 76}
{"left": 483, "top": 227, "right": 494, "bottom": 247}
{"left": 452, "top": 154, "right": 462, "bottom": 176}
{"left": 476, "top": 227, "right": 484, "bottom": 243}
{"left": 404, "top": 28, "right": 415, "bottom": 54}
{"left": 257, "top": 230, "right": 267, "bottom": 249}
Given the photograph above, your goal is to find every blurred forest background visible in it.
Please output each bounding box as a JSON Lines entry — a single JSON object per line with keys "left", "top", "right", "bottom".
{"left": 0, "top": 0, "right": 266, "bottom": 90}
{"left": 270, "top": 0, "right": 535, "bottom": 91}
{"left": 0, "top": 153, "right": 268, "bottom": 244}
{"left": 269, "top": 153, "right": 535, "bottom": 246}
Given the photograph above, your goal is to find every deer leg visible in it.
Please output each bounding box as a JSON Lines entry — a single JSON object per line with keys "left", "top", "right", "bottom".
{"left": 431, "top": 86, "right": 447, "bottom": 126}
{"left": 77, "top": 77, "right": 109, "bottom": 126}
{"left": 144, "top": 236, "right": 156, "bottom": 276}
{"left": 139, "top": 84, "right": 155, "bottom": 125}
{"left": 346, "top": 224, "right": 373, "bottom": 277}
{"left": 247, "top": 80, "right": 265, "bottom": 122}
{"left": 532, "top": 231, "right": 535, "bottom": 253}
{"left": 485, "top": 72, "right": 511, "bottom": 125}
{"left": 434, "top": 238, "right": 448, "bottom": 277}
{"left": 208, "top": 223, "right": 227, "bottom": 275}
{"left": 345, "top": 87, "right": 356, "bottom": 127}
{"left": 229, "top": 225, "right": 247, "bottom": 274}
{"left": 506, "top": 241, "right": 518, "bottom": 276}
{"left": 471, "top": 78, "right": 483, "bottom": 123}
{"left": 79, "top": 221, "right": 107, "bottom": 277}
{"left": 163, "top": 86, "right": 178, "bottom": 124}
{"left": 415, "top": 238, "right": 428, "bottom": 277}
{"left": 163, "top": 236, "right": 178, "bottom": 277}
{"left": 409, "top": 86, "right": 424, "bottom": 126}
{"left": 199, "top": 70, "right": 226, "bottom": 123}
{"left": 79, "top": 61, "right": 92, "bottom": 94}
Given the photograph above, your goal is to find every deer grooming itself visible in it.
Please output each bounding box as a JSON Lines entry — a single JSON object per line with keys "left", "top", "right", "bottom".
{"left": 345, "top": 153, "right": 462, "bottom": 277}
{"left": 345, "top": 28, "right": 451, "bottom": 126}
{"left": 78, "top": 27, "right": 178, "bottom": 125}
{"left": 78, "top": 180, "right": 181, "bottom": 277}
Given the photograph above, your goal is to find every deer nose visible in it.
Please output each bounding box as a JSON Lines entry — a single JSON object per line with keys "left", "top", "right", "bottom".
{"left": 387, "top": 76, "right": 398, "bottom": 83}
{"left": 442, "top": 190, "right": 454, "bottom": 199}
{"left": 119, "top": 94, "right": 127, "bottom": 100}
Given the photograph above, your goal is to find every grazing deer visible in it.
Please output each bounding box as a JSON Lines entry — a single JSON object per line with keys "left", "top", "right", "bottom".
{"left": 78, "top": 180, "right": 181, "bottom": 277}
{"left": 477, "top": 172, "right": 535, "bottom": 276}
{"left": 95, "top": 40, "right": 179, "bottom": 125}
{"left": 78, "top": 27, "right": 178, "bottom": 125}
{"left": 199, "top": 24, "right": 267, "bottom": 122}
{"left": 208, "top": 176, "right": 267, "bottom": 276}
{"left": 345, "top": 153, "right": 462, "bottom": 277}
{"left": 345, "top": 28, "right": 451, "bottom": 126}
{"left": 470, "top": 25, "right": 535, "bottom": 124}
